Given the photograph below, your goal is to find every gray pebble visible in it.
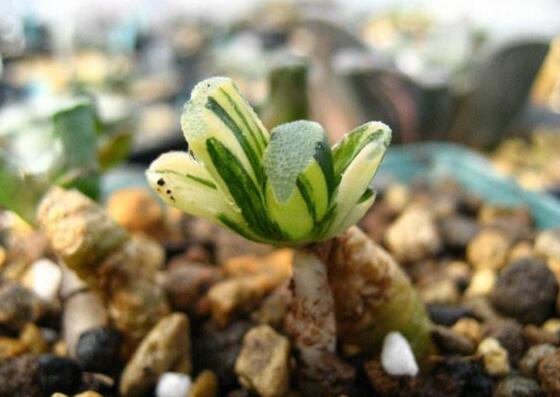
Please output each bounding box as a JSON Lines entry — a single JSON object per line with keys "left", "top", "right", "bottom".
{"left": 493, "top": 376, "right": 544, "bottom": 397}
{"left": 491, "top": 258, "right": 558, "bottom": 324}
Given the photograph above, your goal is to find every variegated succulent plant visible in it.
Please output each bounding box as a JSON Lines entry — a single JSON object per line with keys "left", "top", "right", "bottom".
{"left": 147, "top": 77, "right": 391, "bottom": 246}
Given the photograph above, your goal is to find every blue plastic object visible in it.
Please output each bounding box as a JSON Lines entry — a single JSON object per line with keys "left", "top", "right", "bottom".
{"left": 375, "top": 143, "right": 560, "bottom": 229}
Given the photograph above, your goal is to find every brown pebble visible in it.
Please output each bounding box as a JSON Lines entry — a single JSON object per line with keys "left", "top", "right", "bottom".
{"left": 107, "top": 188, "right": 164, "bottom": 237}
{"left": 520, "top": 344, "right": 556, "bottom": 378}
{"left": 363, "top": 358, "right": 406, "bottom": 397}
{"left": 538, "top": 349, "right": 560, "bottom": 396}
{"left": 462, "top": 296, "right": 499, "bottom": 322}
{"left": 524, "top": 325, "right": 560, "bottom": 347}
{"left": 251, "top": 281, "right": 292, "bottom": 327}
{"left": 164, "top": 261, "right": 220, "bottom": 313}
{"left": 483, "top": 319, "right": 525, "bottom": 363}
{"left": 491, "top": 257, "right": 558, "bottom": 325}
{"left": 0, "top": 337, "right": 28, "bottom": 359}
{"left": 20, "top": 323, "right": 48, "bottom": 354}
{"left": 431, "top": 326, "right": 475, "bottom": 355}
{"left": 188, "top": 370, "right": 219, "bottom": 397}
{"left": 0, "top": 282, "right": 46, "bottom": 331}
{"left": 0, "top": 354, "right": 41, "bottom": 397}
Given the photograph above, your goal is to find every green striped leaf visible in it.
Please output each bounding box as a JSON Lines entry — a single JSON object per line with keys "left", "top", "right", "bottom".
{"left": 327, "top": 122, "right": 391, "bottom": 237}
{"left": 181, "top": 77, "right": 269, "bottom": 200}
{"left": 149, "top": 77, "right": 392, "bottom": 246}
{"left": 332, "top": 121, "right": 390, "bottom": 181}
{"left": 335, "top": 190, "right": 377, "bottom": 236}
{"left": 206, "top": 138, "right": 283, "bottom": 241}
{"left": 262, "top": 121, "right": 335, "bottom": 238}
{"left": 146, "top": 151, "right": 247, "bottom": 230}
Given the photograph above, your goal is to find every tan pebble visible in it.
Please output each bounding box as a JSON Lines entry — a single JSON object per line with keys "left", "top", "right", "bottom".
{"left": 206, "top": 278, "right": 265, "bottom": 326}
{"left": 419, "top": 279, "right": 459, "bottom": 305}
{"left": 51, "top": 394, "right": 68, "bottom": 397}
{"left": 535, "top": 229, "right": 560, "bottom": 260}
{"left": 52, "top": 340, "right": 68, "bottom": 356}
{"left": 384, "top": 205, "right": 441, "bottom": 263}
{"left": 508, "top": 241, "right": 534, "bottom": 262}
{"left": 235, "top": 324, "right": 290, "bottom": 397}
{"left": 444, "top": 261, "right": 471, "bottom": 285}
{"left": 251, "top": 282, "right": 291, "bottom": 327}
{"left": 119, "top": 313, "right": 191, "bottom": 397}
{"left": 466, "top": 229, "right": 510, "bottom": 270}
{"left": 19, "top": 323, "right": 48, "bottom": 353}
{"left": 547, "top": 257, "right": 560, "bottom": 283}
{"left": 188, "top": 370, "right": 219, "bottom": 397}
{"left": 465, "top": 269, "right": 496, "bottom": 297}
{"left": 223, "top": 249, "right": 292, "bottom": 279}
{"left": 75, "top": 392, "right": 104, "bottom": 397}
{"left": 107, "top": 188, "right": 164, "bottom": 236}
{"left": 477, "top": 337, "right": 510, "bottom": 377}
{"left": 543, "top": 319, "right": 560, "bottom": 334}
{"left": 384, "top": 184, "right": 410, "bottom": 213}
{"left": 0, "top": 336, "right": 28, "bottom": 359}
{"left": 452, "top": 318, "right": 482, "bottom": 344}
{"left": 208, "top": 250, "right": 292, "bottom": 326}
{"left": 462, "top": 296, "right": 498, "bottom": 322}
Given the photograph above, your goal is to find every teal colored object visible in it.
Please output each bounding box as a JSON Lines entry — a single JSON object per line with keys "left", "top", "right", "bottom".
{"left": 376, "top": 143, "right": 560, "bottom": 229}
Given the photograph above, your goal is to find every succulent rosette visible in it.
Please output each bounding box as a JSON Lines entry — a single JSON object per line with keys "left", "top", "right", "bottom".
{"left": 147, "top": 77, "right": 391, "bottom": 246}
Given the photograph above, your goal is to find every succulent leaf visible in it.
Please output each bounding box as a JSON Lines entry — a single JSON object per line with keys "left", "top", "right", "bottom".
{"left": 148, "top": 77, "right": 391, "bottom": 246}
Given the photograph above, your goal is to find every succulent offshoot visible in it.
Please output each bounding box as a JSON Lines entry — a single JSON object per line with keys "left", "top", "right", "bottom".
{"left": 147, "top": 77, "right": 391, "bottom": 246}
{"left": 147, "top": 77, "right": 434, "bottom": 394}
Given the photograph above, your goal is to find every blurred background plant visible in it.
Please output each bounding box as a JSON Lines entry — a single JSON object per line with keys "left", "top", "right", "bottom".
{"left": 0, "top": 0, "right": 560, "bottom": 206}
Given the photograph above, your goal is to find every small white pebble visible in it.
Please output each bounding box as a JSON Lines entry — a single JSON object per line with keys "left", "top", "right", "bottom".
{"left": 381, "top": 331, "right": 419, "bottom": 376}
{"left": 155, "top": 372, "right": 192, "bottom": 397}
{"left": 25, "top": 258, "right": 62, "bottom": 302}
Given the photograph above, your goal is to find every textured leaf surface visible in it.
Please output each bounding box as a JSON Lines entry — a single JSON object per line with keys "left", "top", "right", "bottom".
{"left": 328, "top": 122, "right": 391, "bottom": 237}
{"left": 181, "top": 77, "right": 269, "bottom": 194}
{"left": 149, "top": 78, "right": 392, "bottom": 245}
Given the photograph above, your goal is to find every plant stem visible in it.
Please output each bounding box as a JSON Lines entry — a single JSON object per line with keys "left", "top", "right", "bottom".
{"left": 286, "top": 226, "right": 434, "bottom": 394}
{"left": 286, "top": 248, "right": 354, "bottom": 395}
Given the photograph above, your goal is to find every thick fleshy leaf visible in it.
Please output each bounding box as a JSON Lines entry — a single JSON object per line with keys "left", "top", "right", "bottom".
{"left": 332, "top": 121, "right": 389, "bottom": 179}
{"left": 146, "top": 151, "right": 259, "bottom": 239}
{"left": 181, "top": 77, "right": 270, "bottom": 199}
{"left": 262, "top": 121, "right": 335, "bottom": 238}
{"left": 205, "top": 138, "right": 284, "bottom": 241}
{"left": 327, "top": 122, "right": 391, "bottom": 236}
{"left": 334, "top": 189, "right": 377, "bottom": 237}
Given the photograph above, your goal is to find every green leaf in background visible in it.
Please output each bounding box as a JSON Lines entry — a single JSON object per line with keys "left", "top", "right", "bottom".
{"left": 97, "top": 130, "right": 133, "bottom": 171}
{"left": 51, "top": 99, "right": 101, "bottom": 198}
{"left": 0, "top": 150, "right": 48, "bottom": 224}
{"left": 261, "top": 62, "right": 309, "bottom": 129}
